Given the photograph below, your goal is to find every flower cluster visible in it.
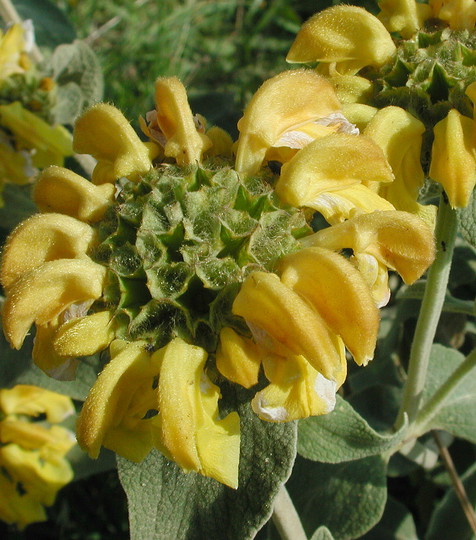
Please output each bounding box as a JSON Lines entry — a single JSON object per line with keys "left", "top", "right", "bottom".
{"left": 0, "top": 385, "right": 76, "bottom": 528}
{"left": 0, "top": 21, "right": 72, "bottom": 204}
{"left": 1, "top": 0, "right": 450, "bottom": 490}
{"left": 286, "top": 0, "right": 476, "bottom": 209}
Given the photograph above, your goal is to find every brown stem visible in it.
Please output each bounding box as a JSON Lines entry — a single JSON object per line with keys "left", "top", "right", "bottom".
{"left": 433, "top": 431, "right": 476, "bottom": 535}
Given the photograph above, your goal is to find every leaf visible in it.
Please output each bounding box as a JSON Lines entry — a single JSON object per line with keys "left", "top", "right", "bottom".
{"left": 311, "top": 526, "right": 335, "bottom": 540}
{"left": 418, "top": 344, "right": 476, "bottom": 443}
{"left": 457, "top": 188, "right": 476, "bottom": 248}
{"left": 298, "top": 395, "right": 407, "bottom": 463}
{"left": 51, "top": 41, "right": 104, "bottom": 124}
{"left": 427, "top": 460, "right": 476, "bottom": 540}
{"left": 360, "top": 496, "right": 418, "bottom": 540}
{"left": 287, "top": 454, "right": 387, "bottom": 540}
{"left": 12, "top": 0, "right": 76, "bottom": 48}
{"left": 0, "top": 322, "right": 100, "bottom": 401}
{"left": 117, "top": 385, "right": 297, "bottom": 540}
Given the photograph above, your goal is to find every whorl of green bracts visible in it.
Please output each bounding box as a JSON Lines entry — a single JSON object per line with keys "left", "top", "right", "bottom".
{"left": 91, "top": 161, "right": 310, "bottom": 352}
{"left": 369, "top": 25, "right": 476, "bottom": 126}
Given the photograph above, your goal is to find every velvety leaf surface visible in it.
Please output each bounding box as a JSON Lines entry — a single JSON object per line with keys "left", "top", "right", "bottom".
{"left": 361, "top": 496, "right": 418, "bottom": 540}
{"left": 457, "top": 189, "right": 476, "bottom": 248}
{"left": 419, "top": 344, "right": 476, "bottom": 443}
{"left": 117, "top": 386, "right": 297, "bottom": 540}
{"left": 287, "top": 455, "right": 387, "bottom": 540}
{"left": 298, "top": 395, "right": 406, "bottom": 463}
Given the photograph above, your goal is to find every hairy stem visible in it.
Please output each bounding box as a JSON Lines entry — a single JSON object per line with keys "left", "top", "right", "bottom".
{"left": 396, "top": 195, "right": 458, "bottom": 428}
{"left": 272, "top": 485, "right": 308, "bottom": 540}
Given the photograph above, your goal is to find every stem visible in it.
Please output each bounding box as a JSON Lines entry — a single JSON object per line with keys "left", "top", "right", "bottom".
{"left": 433, "top": 431, "right": 476, "bottom": 536}
{"left": 413, "top": 348, "right": 476, "bottom": 433}
{"left": 272, "top": 485, "right": 308, "bottom": 540}
{"left": 0, "top": 0, "right": 43, "bottom": 63}
{"left": 396, "top": 195, "right": 458, "bottom": 428}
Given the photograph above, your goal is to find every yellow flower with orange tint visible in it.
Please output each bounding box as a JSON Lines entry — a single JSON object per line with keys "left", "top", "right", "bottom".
{"left": 0, "top": 72, "right": 436, "bottom": 489}
{"left": 0, "top": 385, "right": 75, "bottom": 529}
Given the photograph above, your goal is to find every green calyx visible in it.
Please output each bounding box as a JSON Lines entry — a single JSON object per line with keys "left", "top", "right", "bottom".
{"left": 91, "top": 161, "right": 310, "bottom": 352}
{"left": 368, "top": 25, "right": 476, "bottom": 127}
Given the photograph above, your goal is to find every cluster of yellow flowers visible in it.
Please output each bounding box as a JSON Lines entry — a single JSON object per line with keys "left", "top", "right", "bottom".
{"left": 1, "top": 0, "right": 473, "bottom": 490}
{"left": 0, "top": 385, "right": 75, "bottom": 528}
{"left": 0, "top": 22, "right": 72, "bottom": 204}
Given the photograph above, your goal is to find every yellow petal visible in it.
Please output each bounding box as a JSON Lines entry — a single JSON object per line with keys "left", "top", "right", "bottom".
{"left": 286, "top": 6, "right": 396, "bottom": 74}
{"left": 154, "top": 77, "right": 211, "bottom": 166}
{"left": 252, "top": 353, "right": 346, "bottom": 422}
{"left": 205, "top": 126, "right": 234, "bottom": 157}
{"left": 429, "top": 109, "right": 476, "bottom": 208}
{"left": 232, "top": 272, "right": 346, "bottom": 383}
{"left": 33, "top": 319, "right": 79, "bottom": 381}
{"left": 0, "top": 385, "right": 74, "bottom": 423}
{"left": 235, "top": 69, "right": 341, "bottom": 176}
{"left": 2, "top": 259, "right": 107, "bottom": 349}
{"left": 53, "top": 311, "right": 116, "bottom": 357}
{"left": 341, "top": 103, "right": 378, "bottom": 131}
{"left": 1, "top": 213, "right": 95, "bottom": 289}
{"left": 0, "top": 420, "right": 75, "bottom": 455}
{"left": 0, "top": 24, "right": 27, "bottom": 81}
{"left": 34, "top": 165, "right": 115, "bottom": 221}
{"left": 328, "top": 71, "right": 374, "bottom": 104}
{"left": 0, "top": 102, "right": 73, "bottom": 161}
{"left": 430, "top": 0, "right": 476, "bottom": 30}
{"left": 301, "top": 182, "right": 396, "bottom": 224}
{"left": 0, "top": 444, "right": 73, "bottom": 506}
{"left": 275, "top": 133, "right": 394, "bottom": 212}
{"left": 378, "top": 0, "right": 431, "bottom": 38}
{"left": 0, "top": 473, "right": 47, "bottom": 528}
{"left": 73, "top": 103, "right": 153, "bottom": 183}
{"left": 305, "top": 210, "right": 435, "bottom": 284}
{"left": 77, "top": 340, "right": 161, "bottom": 461}
{"left": 278, "top": 247, "right": 379, "bottom": 365}
{"left": 364, "top": 106, "right": 436, "bottom": 219}
{"left": 216, "top": 327, "right": 262, "bottom": 388}
{"left": 352, "top": 253, "right": 391, "bottom": 307}
{"left": 159, "top": 338, "right": 240, "bottom": 488}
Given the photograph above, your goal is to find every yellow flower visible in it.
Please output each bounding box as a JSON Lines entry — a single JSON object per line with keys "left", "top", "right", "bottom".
{"left": 235, "top": 69, "right": 342, "bottom": 177}
{"left": 429, "top": 108, "right": 476, "bottom": 208}
{"left": 286, "top": 6, "right": 396, "bottom": 75}
{"left": 154, "top": 77, "right": 212, "bottom": 165}
{"left": 0, "top": 102, "right": 73, "bottom": 167}
{"left": 73, "top": 103, "right": 155, "bottom": 184}
{"left": 77, "top": 338, "right": 240, "bottom": 488}
{"left": 0, "top": 72, "right": 436, "bottom": 488}
{"left": 0, "top": 22, "right": 32, "bottom": 82}
{"left": 275, "top": 132, "right": 395, "bottom": 223}
{"left": 0, "top": 385, "right": 75, "bottom": 529}
{"left": 378, "top": 0, "right": 431, "bottom": 38}
{"left": 302, "top": 210, "right": 435, "bottom": 306}
{"left": 364, "top": 106, "right": 437, "bottom": 223}
{"left": 429, "top": 0, "right": 476, "bottom": 30}
{"left": 225, "top": 244, "right": 381, "bottom": 421}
